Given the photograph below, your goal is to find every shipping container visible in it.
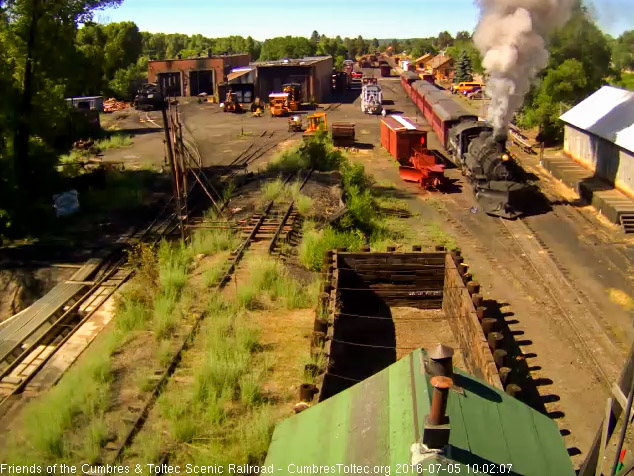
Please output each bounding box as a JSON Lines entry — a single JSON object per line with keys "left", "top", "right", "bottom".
{"left": 380, "top": 115, "right": 429, "bottom": 161}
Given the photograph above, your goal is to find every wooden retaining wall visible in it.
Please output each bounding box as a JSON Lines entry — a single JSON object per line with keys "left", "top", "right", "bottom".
{"left": 303, "top": 247, "right": 515, "bottom": 407}
{"left": 336, "top": 252, "right": 446, "bottom": 308}
{"left": 443, "top": 253, "right": 503, "bottom": 390}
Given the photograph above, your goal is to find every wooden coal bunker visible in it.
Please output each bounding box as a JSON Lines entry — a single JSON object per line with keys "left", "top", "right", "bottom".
{"left": 311, "top": 249, "right": 505, "bottom": 402}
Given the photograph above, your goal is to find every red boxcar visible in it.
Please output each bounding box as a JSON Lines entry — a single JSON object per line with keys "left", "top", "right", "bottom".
{"left": 380, "top": 115, "right": 430, "bottom": 161}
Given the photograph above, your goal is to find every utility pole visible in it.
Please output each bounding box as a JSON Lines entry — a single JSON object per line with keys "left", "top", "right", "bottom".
{"left": 161, "top": 97, "right": 185, "bottom": 242}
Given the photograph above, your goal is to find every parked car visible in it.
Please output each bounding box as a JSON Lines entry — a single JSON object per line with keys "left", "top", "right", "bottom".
{"left": 467, "top": 89, "right": 485, "bottom": 100}
{"left": 451, "top": 81, "right": 483, "bottom": 95}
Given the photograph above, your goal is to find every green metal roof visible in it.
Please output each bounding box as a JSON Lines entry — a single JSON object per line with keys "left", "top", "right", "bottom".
{"left": 265, "top": 349, "right": 574, "bottom": 476}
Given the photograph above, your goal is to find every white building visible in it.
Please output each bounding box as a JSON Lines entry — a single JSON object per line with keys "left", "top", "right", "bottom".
{"left": 559, "top": 85, "right": 634, "bottom": 199}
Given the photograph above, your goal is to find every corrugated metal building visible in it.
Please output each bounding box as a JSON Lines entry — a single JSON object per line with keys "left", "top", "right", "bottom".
{"left": 265, "top": 348, "right": 575, "bottom": 476}
{"left": 560, "top": 86, "right": 634, "bottom": 199}
{"left": 252, "top": 56, "right": 333, "bottom": 103}
{"left": 147, "top": 53, "right": 250, "bottom": 98}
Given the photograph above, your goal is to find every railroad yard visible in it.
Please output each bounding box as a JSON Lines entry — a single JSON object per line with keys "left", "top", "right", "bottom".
{"left": 1, "top": 61, "right": 633, "bottom": 474}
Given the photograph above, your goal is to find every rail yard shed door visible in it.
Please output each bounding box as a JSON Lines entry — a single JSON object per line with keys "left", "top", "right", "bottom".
{"left": 189, "top": 70, "right": 214, "bottom": 96}
{"left": 158, "top": 72, "right": 182, "bottom": 97}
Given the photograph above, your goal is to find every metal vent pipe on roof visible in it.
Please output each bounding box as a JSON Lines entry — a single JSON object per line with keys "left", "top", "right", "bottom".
{"left": 428, "top": 344, "right": 454, "bottom": 378}
{"left": 429, "top": 376, "right": 452, "bottom": 426}
{"left": 422, "top": 374, "right": 453, "bottom": 450}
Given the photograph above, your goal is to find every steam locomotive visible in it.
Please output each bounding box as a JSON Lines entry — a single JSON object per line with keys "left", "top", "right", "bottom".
{"left": 401, "top": 72, "right": 531, "bottom": 218}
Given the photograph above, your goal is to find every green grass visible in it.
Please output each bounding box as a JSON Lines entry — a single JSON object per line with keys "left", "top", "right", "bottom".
{"left": 261, "top": 177, "right": 288, "bottom": 202}
{"left": 157, "top": 240, "right": 192, "bottom": 296}
{"left": 153, "top": 291, "right": 179, "bottom": 340}
{"left": 259, "top": 178, "right": 314, "bottom": 214}
{"left": 57, "top": 150, "right": 91, "bottom": 177}
{"left": 303, "top": 351, "right": 328, "bottom": 384}
{"left": 203, "top": 264, "right": 226, "bottom": 287}
{"left": 81, "top": 169, "right": 157, "bottom": 213}
{"left": 80, "top": 417, "right": 108, "bottom": 463}
{"left": 96, "top": 134, "right": 133, "bottom": 150}
{"left": 294, "top": 193, "right": 313, "bottom": 214}
{"left": 2, "top": 332, "right": 118, "bottom": 463}
{"left": 191, "top": 228, "right": 240, "bottom": 256}
{"left": 236, "top": 257, "right": 316, "bottom": 310}
{"left": 152, "top": 292, "right": 274, "bottom": 467}
{"left": 423, "top": 222, "right": 458, "bottom": 250}
{"left": 115, "top": 296, "right": 151, "bottom": 333}
{"left": 131, "top": 432, "right": 163, "bottom": 468}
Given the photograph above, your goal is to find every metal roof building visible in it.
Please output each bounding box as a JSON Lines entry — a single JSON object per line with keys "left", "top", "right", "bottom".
{"left": 559, "top": 86, "right": 634, "bottom": 199}
{"left": 250, "top": 56, "right": 333, "bottom": 103}
{"left": 265, "top": 348, "right": 575, "bottom": 476}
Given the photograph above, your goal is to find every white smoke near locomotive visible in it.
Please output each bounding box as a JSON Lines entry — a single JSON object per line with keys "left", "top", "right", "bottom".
{"left": 401, "top": 0, "right": 574, "bottom": 218}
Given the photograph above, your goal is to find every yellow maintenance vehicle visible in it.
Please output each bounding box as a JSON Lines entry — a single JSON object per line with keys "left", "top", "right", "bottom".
{"left": 222, "top": 90, "right": 242, "bottom": 113}
{"left": 282, "top": 83, "right": 301, "bottom": 111}
{"left": 303, "top": 112, "right": 327, "bottom": 139}
{"left": 269, "top": 92, "right": 291, "bottom": 117}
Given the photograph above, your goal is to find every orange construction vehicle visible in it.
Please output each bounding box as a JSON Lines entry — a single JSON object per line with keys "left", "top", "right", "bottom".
{"left": 269, "top": 92, "right": 290, "bottom": 117}
{"left": 303, "top": 112, "right": 327, "bottom": 139}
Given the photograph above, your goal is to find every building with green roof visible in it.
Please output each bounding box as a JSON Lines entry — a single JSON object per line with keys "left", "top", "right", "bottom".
{"left": 265, "top": 349, "right": 574, "bottom": 476}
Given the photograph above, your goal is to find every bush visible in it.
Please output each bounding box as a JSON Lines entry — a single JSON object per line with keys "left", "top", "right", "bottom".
{"left": 266, "top": 133, "right": 342, "bottom": 174}
{"left": 299, "top": 222, "right": 364, "bottom": 271}
{"left": 96, "top": 134, "right": 132, "bottom": 150}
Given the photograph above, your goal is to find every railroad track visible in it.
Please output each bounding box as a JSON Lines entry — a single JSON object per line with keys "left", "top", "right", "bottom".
{"left": 443, "top": 188, "right": 622, "bottom": 389}
{"left": 324, "top": 103, "right": 342, "bottom": 112}
{"left": 0, "top": 203, "right": 181, "bottom": 408}
{"left": 499, "top": 216, "right": 622, "bottom": 387}
{"left": 107, "top": 169, "right": 314, "bottom": 464}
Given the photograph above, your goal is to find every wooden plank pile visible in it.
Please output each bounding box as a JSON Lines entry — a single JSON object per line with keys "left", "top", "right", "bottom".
{"left": 103, "top": 98, "right": 130, "bottom": 113}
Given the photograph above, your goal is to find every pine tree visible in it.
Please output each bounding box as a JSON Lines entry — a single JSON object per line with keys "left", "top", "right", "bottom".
{"left": 454, "top": 50, "right": 473, "bottom": 83}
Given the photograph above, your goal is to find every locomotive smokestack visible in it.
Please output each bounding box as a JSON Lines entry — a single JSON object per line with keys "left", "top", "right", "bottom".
{"left": 496, "top": 134, "right": 507, "bottom": 153}
{"left": 473, "top": 0, "right": 575, "bottom": 136}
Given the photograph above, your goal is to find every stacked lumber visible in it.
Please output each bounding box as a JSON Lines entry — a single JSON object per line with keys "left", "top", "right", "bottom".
{"left": 103, "top": 98, "right": 130, "bottom": 112}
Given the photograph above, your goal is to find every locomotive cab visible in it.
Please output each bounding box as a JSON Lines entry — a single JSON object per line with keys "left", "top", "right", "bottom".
{"left": 447, "top": 121, "right": 492, "bottom": 167}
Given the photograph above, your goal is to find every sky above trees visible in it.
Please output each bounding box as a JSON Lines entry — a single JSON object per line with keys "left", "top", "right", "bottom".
{"left": 97, "top": 0, "right": 633, "bottom": 39}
